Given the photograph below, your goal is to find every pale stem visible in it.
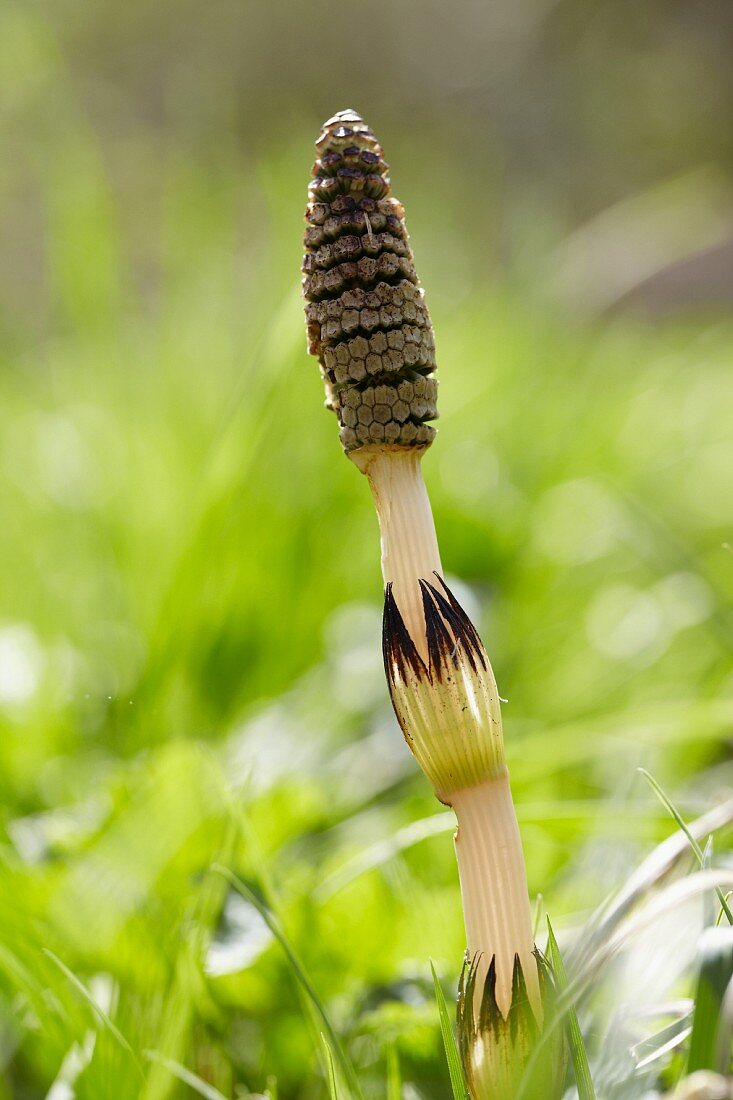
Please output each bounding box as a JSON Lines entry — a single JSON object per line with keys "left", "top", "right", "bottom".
{"left": 353, "top": 446, "right": 538, "bottom": 1020}
{"left": 352, "top": 446, "right": 441, "bottom": 661}
{"left": 452, "top": 776, "right": 541, "bottom": 1020}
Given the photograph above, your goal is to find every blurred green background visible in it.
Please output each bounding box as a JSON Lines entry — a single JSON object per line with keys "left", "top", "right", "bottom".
{"left": 0, "top": 1, "right": 732, "bottom": 1097}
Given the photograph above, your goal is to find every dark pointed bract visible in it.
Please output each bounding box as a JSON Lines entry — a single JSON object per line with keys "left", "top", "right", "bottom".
{"left": 457, "top": 951, "right": 567, "bottom": 1100}
{"left": 383, "top": 574, "right": 490, "bottom": 688}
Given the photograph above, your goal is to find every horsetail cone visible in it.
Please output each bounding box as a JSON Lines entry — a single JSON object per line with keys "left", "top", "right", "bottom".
{"left": 303, "top": 111, "right": 565, "bottom": 1097}
{"left": 303, "top": 109, "right": 438, "bottom": 453}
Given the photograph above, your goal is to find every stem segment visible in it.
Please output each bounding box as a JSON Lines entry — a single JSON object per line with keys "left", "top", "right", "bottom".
{"left": 356, "top": 445, "right": 540, "bottom": 1021}
{"left": 453, "top": 777, "right": 541, "bottom": 1019}
{"left": 352, "top": 445, "right": 441, "bottom": 662}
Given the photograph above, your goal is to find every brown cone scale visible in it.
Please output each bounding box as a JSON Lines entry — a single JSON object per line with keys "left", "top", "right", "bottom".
{"left": 303, "top": 110, "right": 438, "bottom": 452}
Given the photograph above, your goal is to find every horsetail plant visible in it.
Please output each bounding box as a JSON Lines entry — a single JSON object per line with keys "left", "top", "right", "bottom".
{"left": 303, "top": 110, "right": 566, "bottom": 1099}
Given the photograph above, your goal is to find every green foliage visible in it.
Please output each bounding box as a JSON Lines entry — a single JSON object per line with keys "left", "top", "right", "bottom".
{"left": 0, "top": 4, "right": 732, "bottom": 1098}
{"left": 215, "top": 867, "right": 363, "bottom": 1100}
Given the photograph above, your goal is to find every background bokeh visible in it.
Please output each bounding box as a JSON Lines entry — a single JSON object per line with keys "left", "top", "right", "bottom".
{"left": 0, "top": 1, "right": 732, "bottom": 1097}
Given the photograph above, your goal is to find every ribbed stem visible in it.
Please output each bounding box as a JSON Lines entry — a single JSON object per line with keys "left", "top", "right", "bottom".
{"left": 353, "top": 446, "right": 441, "bottom": 661}
{"left": 353, "top": 446, "right": 538, "bottom": 1022}
{"left": 453, "top": 777, "right": 541, "bottom": 1020}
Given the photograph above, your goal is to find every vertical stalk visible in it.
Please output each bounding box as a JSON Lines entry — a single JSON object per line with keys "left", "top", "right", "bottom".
{"left": 303, "top": 109, "right": 566, "bottom": 1098}
{"left": 353, "top": 446, "right": 441, "bottom": 662}
{"left": 453, "top": 777, "right": 541, "bottom": 1019}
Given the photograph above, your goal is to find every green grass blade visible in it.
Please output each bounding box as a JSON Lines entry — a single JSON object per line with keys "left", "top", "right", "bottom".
{"left": 386, "top": 1045, "right": 401, "bottom": 1100}
{"left": 702, "top": 837, "right": 716, "bottom": 927}
{"left": 546, "top": 919, "right": 596, "bottom": 1100}
{"left": 212, "top": 865, "right": 363, "bottom": 1100}
{"left": 43, "top": 949, "right": 142, "bottom": 1075}
{"left": 532, "top": 894, "right": 545, "bottom": 940}
{"left": 144, "top": 1051, "right": 229, "bottom": 1100}
{"left": 632, "top": 1014, "right": 693, "bottom": 1071}
{"left": 430, "top": 961, "right": 469, "bottom": 1100}
{"left": 687, "top": 927, "right": 733, "bottom": 1075}
{"left": 322, "top": 1034, "right": 340, "bottom": 1099}
{"left": 639, "top": 769, "right": 733, "bottom": 924}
